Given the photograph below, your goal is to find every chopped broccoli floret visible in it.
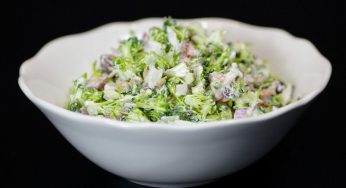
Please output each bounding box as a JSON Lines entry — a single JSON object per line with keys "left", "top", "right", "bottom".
{"left": 66, "top": 17, "right": 293, "bottom": 123}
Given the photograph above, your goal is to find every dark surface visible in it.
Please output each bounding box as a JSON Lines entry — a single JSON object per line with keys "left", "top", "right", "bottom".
{"left": 7, "top": 0, "right": 346, "bottom": 187}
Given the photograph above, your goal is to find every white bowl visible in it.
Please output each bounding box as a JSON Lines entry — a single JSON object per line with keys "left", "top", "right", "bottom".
{"left": 18, "top": 18, "right": 331, "bottom": 188}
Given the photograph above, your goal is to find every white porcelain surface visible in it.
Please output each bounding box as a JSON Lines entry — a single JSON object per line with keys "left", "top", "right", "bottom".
{"left": 18, "top": 18, "right": 331, "bottom": 187}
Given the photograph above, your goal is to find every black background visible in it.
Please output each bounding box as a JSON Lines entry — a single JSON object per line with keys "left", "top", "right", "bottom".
{"left": 8, "top": 0, "right": 346, "bottom": 187}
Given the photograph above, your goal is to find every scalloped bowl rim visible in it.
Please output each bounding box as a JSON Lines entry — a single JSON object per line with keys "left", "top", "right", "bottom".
{"left": 18, "top": 17, "right": 332, "bottom": 130}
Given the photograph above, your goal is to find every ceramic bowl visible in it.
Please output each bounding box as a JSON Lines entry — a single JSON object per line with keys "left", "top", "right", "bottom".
{"left": 18, "top": 18, "right": 331, "bottom": 187}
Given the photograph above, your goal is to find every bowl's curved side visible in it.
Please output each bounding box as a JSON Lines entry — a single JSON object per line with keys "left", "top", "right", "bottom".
{"left": 18, "top": 18, "right": 332, "bottom": 186}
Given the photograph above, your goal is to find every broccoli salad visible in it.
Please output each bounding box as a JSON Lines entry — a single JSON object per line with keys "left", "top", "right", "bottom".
{"left": 66, "top": 18, "right": 293, "bottom": 123}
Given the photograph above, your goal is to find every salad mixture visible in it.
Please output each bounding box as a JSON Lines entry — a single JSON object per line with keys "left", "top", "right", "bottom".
{"left": 66, "top": 18, "right": 293, "bottom": 123}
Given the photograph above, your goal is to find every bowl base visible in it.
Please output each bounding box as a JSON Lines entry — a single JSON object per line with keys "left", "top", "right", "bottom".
{"left": 129, "top": 179, "right": 213, "bottom": 188}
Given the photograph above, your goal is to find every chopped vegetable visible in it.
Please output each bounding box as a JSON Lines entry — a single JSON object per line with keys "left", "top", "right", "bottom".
{"left": 66, "top": 17, "right": 293, "bottom": 123}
